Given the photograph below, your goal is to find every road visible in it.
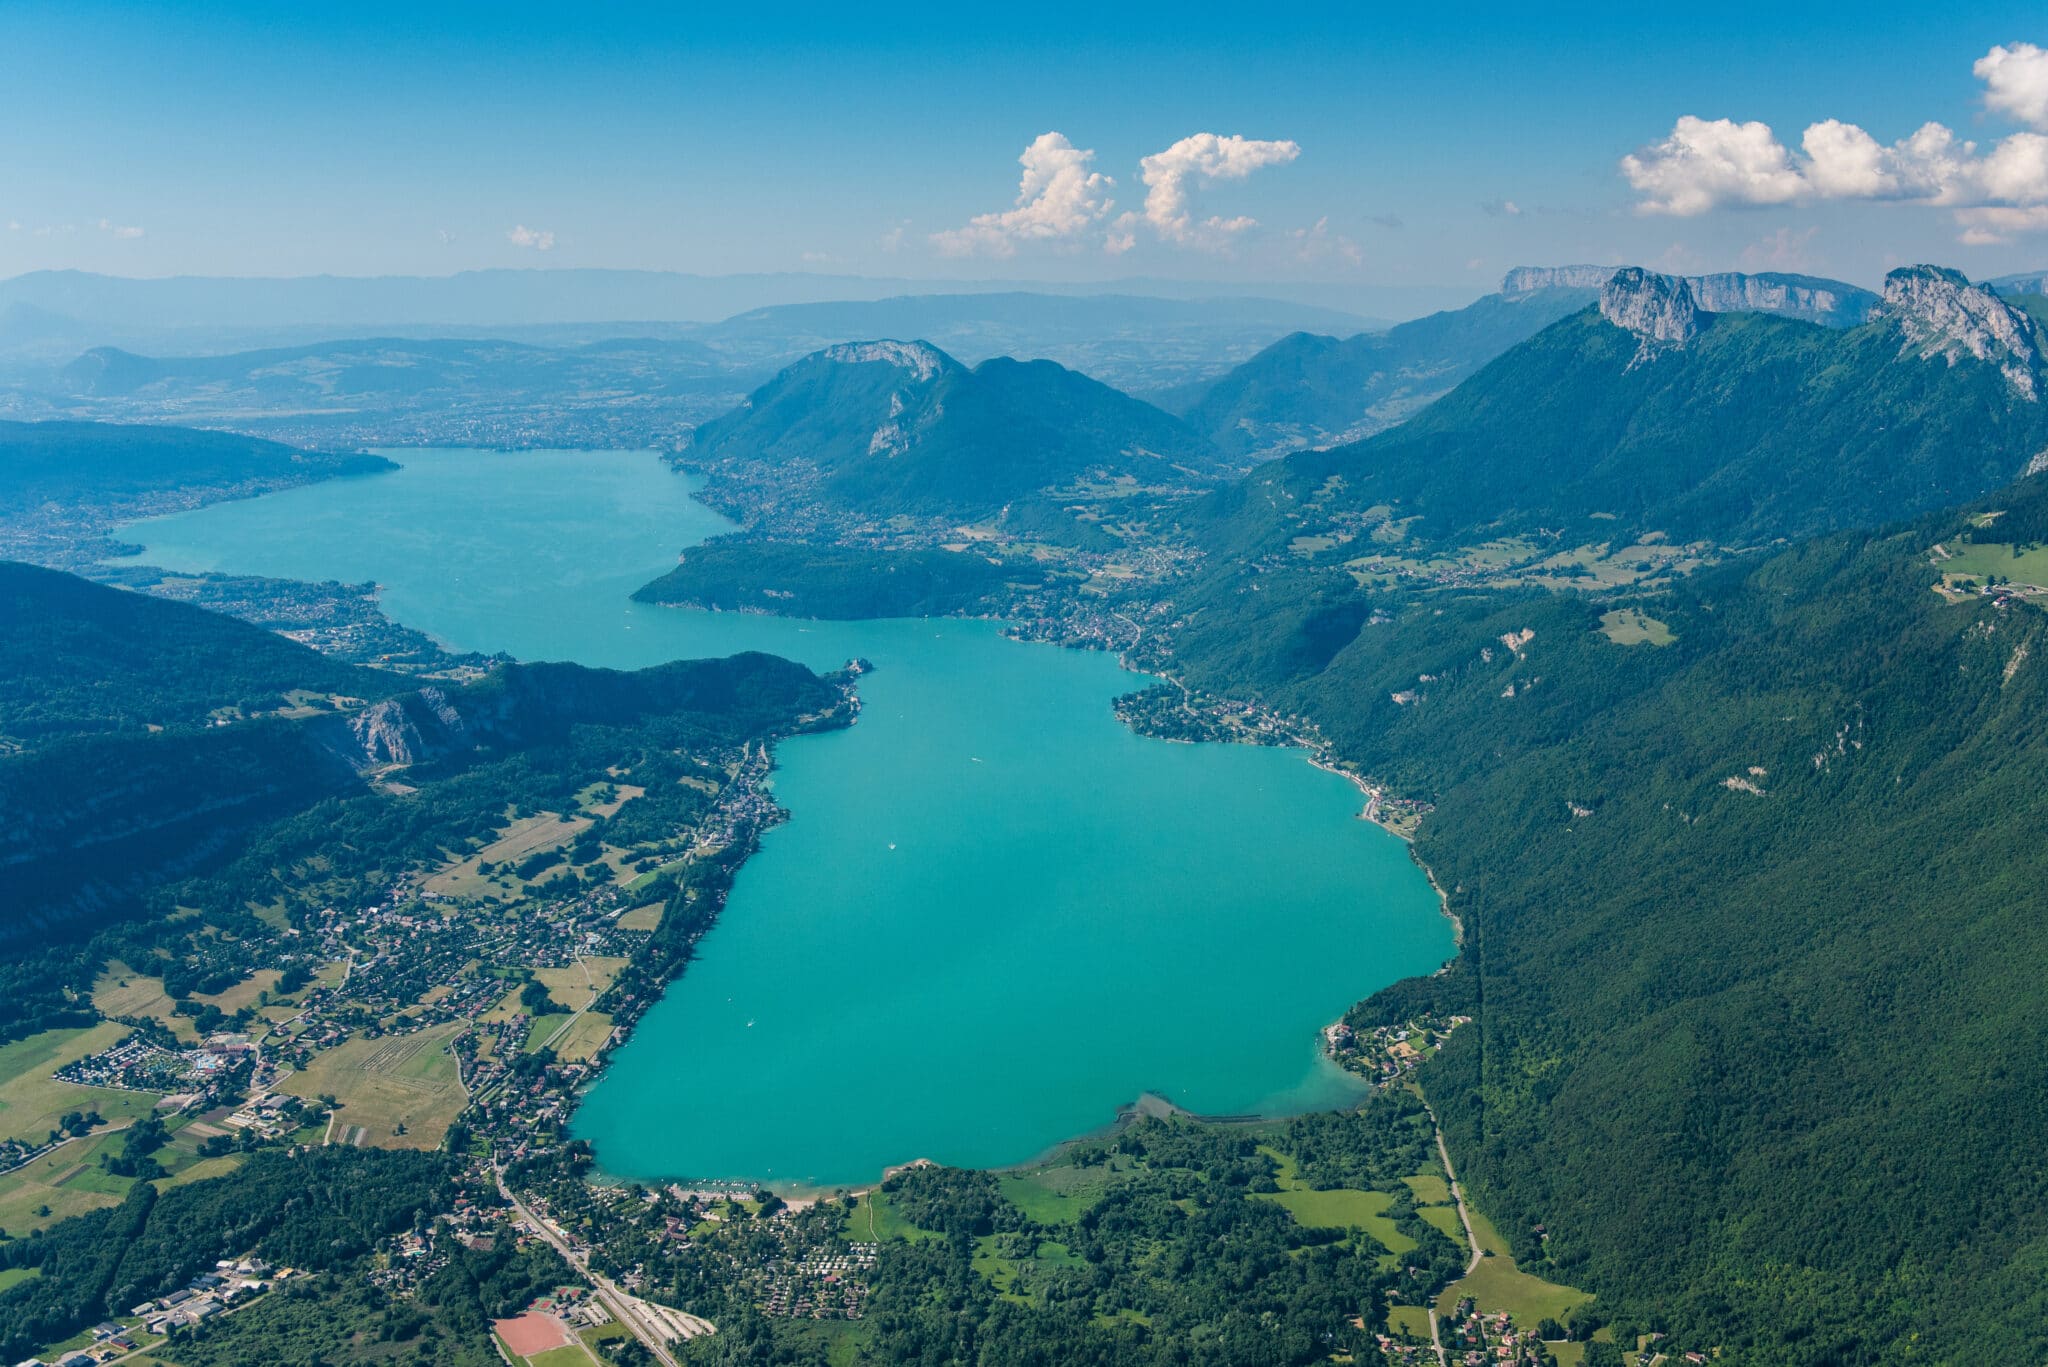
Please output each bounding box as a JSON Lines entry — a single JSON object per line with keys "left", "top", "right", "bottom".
{"left": 493, "top": 1164, "right": 696, "bottom": 1367}
{"left": 1421, "top": 1092, "right": 1482, "bottom": 1367}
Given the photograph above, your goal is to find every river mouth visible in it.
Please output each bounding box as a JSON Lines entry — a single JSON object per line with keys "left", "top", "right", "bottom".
{"left": 120, "top": 446, "right": 1455, "bottom": 1187}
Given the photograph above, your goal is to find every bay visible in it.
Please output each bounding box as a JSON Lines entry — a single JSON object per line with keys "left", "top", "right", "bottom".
{"left": 125, "top": 447, "right": 1455, "bottom": 1186}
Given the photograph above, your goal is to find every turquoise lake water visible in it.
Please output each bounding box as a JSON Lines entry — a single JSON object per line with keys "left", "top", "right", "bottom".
{"left": 125, "top": 448, "right": 1454, "bottom": 1187}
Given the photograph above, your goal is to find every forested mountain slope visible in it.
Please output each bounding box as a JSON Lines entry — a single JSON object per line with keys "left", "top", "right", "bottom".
{"left": 0, "top": 419, "right": 390, "bottom": 512}
{"left": 0, "top": 560, "right": 388, "bottom": 748}
{"left": 1169, "top": 267, "right": 1876, "bottom": 462}
{"left": 683, "top": 339, "right": 1226, "bottom": 540}
{"left": 1194, "top": 266, "right": 2048, "bottom": 558}
{"left": 0, "top": 566, "right": 835, "bottom": 960}
{"left": 1166, "top": 461, "right": 2048, "bottom": 1362}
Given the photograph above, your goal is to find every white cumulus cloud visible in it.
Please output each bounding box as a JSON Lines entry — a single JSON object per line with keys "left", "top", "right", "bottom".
{"left": 507, "top": 224, "right": 556, "bottom": 251}
{"left": 1622, "top": 44, "right": 2048, "bottom": 240}
{"left": 1619, "top": 116, "right": 1806, "bottom": 215}
{"left": 930, "top": 132, "right": 1115, "bottom": 258}
{"left": 96, "top": 217, "right": 144, "bottom": 239}
{"left": 1138, "top": 133, "right": 1300, "bottom": 245}
{"left": 1977, "top": 42, "right": 2048, "bottom": 131}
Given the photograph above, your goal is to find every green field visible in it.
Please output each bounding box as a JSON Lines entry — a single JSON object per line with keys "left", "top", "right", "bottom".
{"left": 0, "top": 1131, "right": 133, "bottom": 1232}
{"left": 524, "top": 1346, "right": 596, "bottom": 1367}
{"left": 1386, "top": 1304, "right": 1432, "bottom": 1340}
{"left": 996, "top": 1163, "right": 1127, "bottom": 1223}
{"left": 0, "top": 1022, "right": 163, "bottom": 1143}
{"left": 1253, "top": 1147, "right": 1415, "bottom": 1255}
{"left": 1938, "top": 539, "right": 2048, "bottom": 586}
{"left": 525, "top": 1014, "right": 572, "bottom": 1052}
{"left": 1403, "top": 1173, "right": 1452, "bottom": 1204}
{"left": 91, "top": 964, "right": 200, "bottom": 1043}
{"left": 0, "top": 1266, "right": 40, "bottom": 1291}
{"left": 1434, "top": 1206, "right": 1590, "bottom": 1324}
{"left": 1598, "top": 608, "right": 1676, "bottom": 646}
{"left": 842, "top": 1189, "right": 939, "bottom": 1243}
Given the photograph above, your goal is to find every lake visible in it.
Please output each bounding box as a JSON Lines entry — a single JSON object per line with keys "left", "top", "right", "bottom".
{"left": 126, "top": 447, "right": 1455, "bottom": 1187}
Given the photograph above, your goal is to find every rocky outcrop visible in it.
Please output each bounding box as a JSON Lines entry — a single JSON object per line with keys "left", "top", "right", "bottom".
{"left": 1879, "top": 265, "right": 2040, "bottom": 401}
{"left": 1599, "top": 268, "right": 1702, "bottom": 361}
{"left": 818, "top": 340, "right": 949, "bottom": 381}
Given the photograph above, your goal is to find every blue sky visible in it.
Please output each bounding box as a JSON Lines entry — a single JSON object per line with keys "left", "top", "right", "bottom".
{"left": 7, "top": 1, "right": 2048, "bottom": 288}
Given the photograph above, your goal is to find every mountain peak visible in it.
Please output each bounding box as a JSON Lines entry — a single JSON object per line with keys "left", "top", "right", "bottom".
{"left": 1880, "top": 266, "right": 2040, "bottom": 400}
{"left": 816, "top": 339, "right": 952, "bottom": 381}
{"left": 1599, "top": 267, "right": 1701, "bottom": 359}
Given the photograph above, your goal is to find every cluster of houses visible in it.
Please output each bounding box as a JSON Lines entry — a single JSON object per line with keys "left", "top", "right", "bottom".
{"left": 1325, "top": 1013, "right": 1473, "bottom": 1085}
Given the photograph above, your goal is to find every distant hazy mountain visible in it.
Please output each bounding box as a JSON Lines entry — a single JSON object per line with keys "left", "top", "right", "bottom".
{"left": 1201, "top": 264, "right": 2048, "bottom": 554}
{"left": 685, "top": 339, "right": 1227, "bottom": 537}
{"left": 6, "top": 290, "right": 1384, "bottom": 446}
{"left": 689, "top": 291, "right": 1377, "bottom": 396}
{"left": 1172, "top": 266, "right": 1881, "bottom": 461}
{"left": 0, "top": 268, "right": 1428, "bottom": 340}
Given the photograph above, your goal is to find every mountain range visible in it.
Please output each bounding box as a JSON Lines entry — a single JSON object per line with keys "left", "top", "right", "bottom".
{"left": 1198, "top": 264, "right": 2048, "bottom": 558}
{"left": 1165, "top": 266, "right": 1883, "bottom": 461}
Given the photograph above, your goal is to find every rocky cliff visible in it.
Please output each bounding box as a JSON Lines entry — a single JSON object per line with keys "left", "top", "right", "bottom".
{"left": 1879, "top": 265, "right": 2041, "bottom": 400}
{"left": 1598, "top": 268, "right": 1702, "bottom": 360}
{"left": 1508, "top": 265, "right": 1871, "bottom": 327}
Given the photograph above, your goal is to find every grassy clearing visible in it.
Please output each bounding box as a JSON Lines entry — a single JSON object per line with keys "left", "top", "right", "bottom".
{"left": 0, "top": 1022, "right": 162, "bottom": 1143}
{"left": 843, "top": 1189, "right": 940, "bottom": 1243}
{"left": 1403, "top": 1173, "right": 1451, "bottom": 1204}
{"left": 549, "top": 1013, "right": 614, "bottom": 1064}
{"left": 1255, "top": 1147, "right": 1415, "bottom": 1255}
{"left": 997, "top": 1156, "right": 1142, "bottom": 1224}
{"left": 1599, "top": 608, "right": 1676, "bottom": 646}
{"left": 617, "top": 903, "right": 664, "bottom": 932}
{"left": 1387, "top": 1304, "right": 1432, "bottom": 1340}
{"left": 154, "top": 1153, "right": 245, "bottom": 1190}
{"left": 534, "top": 956, "right": 629, "bottom": 1011}
{"left": 1419, "top": 1205, "right": 1465, "bottom": 1241}
{"left": 577, "top": 782, "right": 646, "bottom": 818}
{"left": 0, "top": 1132, "right": 132, "bottom": 1232}
{"left": 1939, "top": 540, "right": 2048, "bottom": 586}
{"left": 194, "top": 968, "right": 283, "bottom": 1013}
{"left": 525, "top": 1015, "right": 572, "bottom": 1053}
{"left": 91, "top": 963, "right": 199, "bottom": 1043}
{"left": 424, "top": 811, "right": 590, "bottom": 900}
{"left": 1433, "top": 1206, "right": 1590, "bottom": 1324}
{"left": 525, "top": 1346, "right": 597, "bottom": 1367}
{"left": 280, "top": 1021, "right": 467, "bottom": 1151}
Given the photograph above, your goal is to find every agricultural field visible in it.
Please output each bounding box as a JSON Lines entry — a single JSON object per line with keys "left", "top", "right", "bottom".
{"left": 0, "top": 1022, "right": 163, "bottom": 1143}
{"left": 92, "top": 962, "right": 199, "bottom": 1043}
{"left": 280, "top": 1020, "right": 468, "bottom": 1151}
{"left": 616, "top": 903, "right": 664, "bottom": 932}
{"left": 996, "top": 1161, "right": 1129, "bottom": 1223}
{"left": 425, "top": 811, "right": 590, "bottom": 900}
{"left": 546, "top": 1013, "right": 615, "bottom": 1064}
{"left": 842, "top": 1188, "right": 940, "bottom": 1243}
{"left": 194, "top": 968, "right": 284, "bottom": 1012}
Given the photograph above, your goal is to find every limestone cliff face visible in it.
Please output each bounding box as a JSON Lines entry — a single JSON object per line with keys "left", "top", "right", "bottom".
{"left": 1599, "top": 268, "right": 1702, "bottom": 361}
{"left": 1880, "top": 265, "right": 2041, "bottom": 401}
{"left": 818, "top": 340, "right": 949, "bottom": 381}
{"left": 1506, "top": 265, "right": 1872, "bottom": 328}
{"left": 1685, "top": 273, "right": 1873, "bottom": 327}
{"left": 1501, "top": 265, "right": 1619, "bottom": 296}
